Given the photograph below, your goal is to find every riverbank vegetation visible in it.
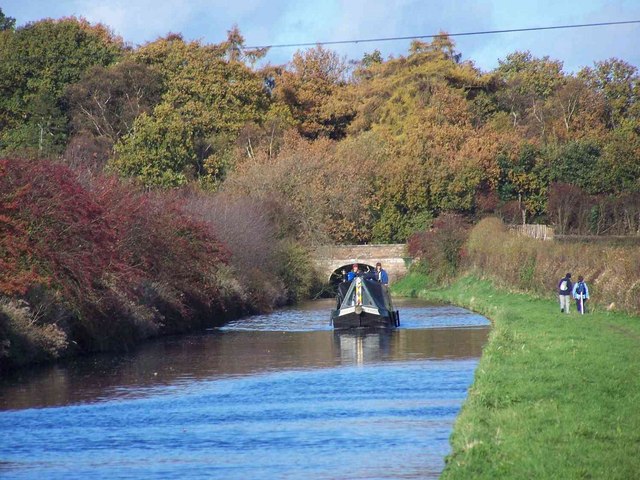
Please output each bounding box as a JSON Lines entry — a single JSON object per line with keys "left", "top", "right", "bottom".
{"left": 465, "top": 218, "right": 640, "bottom": 313}
{"left": 407, "top": 216, "right": 640, "bottom": 314}
{"left": 0, "top": 157, "right": 316, "bottom": 369}
{"left": 394, "top": 218, "right": 640, "bottom": 478}
{"left": 1, "top": 7, "right": 639, "bottom": 369}
{"left": 394, "top": 275, "right": 640, "bottom": 479}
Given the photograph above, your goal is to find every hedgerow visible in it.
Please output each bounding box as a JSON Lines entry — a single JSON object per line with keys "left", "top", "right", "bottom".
{"left": 0, "top": 158, "right": 232, "bottom": 368}
{"left": 465, "top": 217, "right": 640, "bottom": 314}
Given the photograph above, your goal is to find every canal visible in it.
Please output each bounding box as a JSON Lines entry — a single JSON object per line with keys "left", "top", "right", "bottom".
{"left": 0, "top": 298, "right": 490, "bottom": 479}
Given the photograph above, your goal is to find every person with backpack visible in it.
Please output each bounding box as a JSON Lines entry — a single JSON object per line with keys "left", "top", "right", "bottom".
{"left": 572, "top": 276, "right": 590, "bottom": 314}
{"left": 557, "top": 273, "right": 573, "bottom": 313}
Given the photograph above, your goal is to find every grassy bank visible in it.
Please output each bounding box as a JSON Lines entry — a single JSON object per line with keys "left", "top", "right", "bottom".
{"left": 393, "top": 274, "right": 640, "bottom": 479}
{"left": 464, "top": 218, "right": 640, "bottom": 315}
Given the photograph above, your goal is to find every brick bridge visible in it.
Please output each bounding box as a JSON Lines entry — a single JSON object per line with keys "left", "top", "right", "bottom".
{"left": 311, "top": 244, "right": 412, "bottom": 284}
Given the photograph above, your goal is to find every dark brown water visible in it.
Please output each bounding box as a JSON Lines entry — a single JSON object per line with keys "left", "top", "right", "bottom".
{"left": 0, "top": 298, "right": 489, "bottom": 479}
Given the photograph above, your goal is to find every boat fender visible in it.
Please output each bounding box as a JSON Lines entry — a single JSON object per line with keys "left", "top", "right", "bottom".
{"left": 355, "top": 305, "right": 363, "bottom": 315}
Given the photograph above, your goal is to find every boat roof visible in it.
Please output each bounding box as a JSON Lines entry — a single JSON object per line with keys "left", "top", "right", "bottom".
{"left": 337, "top": 277, "right": 393, "bottom": 312}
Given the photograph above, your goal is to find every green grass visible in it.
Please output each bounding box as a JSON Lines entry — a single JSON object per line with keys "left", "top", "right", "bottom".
{"left": 394, "top": 274, "right": 640, "bottom": 479}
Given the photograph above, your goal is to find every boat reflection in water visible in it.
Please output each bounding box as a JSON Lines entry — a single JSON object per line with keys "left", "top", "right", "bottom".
{"left": 332, "top": 323, "right": 488, "bottom": 367}
{"left": 334, "top": 329, "right": 392, "bottom": 365}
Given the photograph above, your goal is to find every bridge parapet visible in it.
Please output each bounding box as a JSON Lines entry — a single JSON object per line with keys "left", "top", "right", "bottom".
{"left": 311, "top": 244, "right": 411, "bottom": 283}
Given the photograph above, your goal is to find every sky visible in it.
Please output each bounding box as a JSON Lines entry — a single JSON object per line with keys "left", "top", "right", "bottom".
{"left": 3, "top": 0, "right": 640, "bottom": 73}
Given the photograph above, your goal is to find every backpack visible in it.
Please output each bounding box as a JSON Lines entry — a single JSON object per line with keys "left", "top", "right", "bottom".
{"left": 576, "top": 282, "right": 586, "bottom": 296}
{"left": 559, "top": 280, "right": 568, "bottom": 291}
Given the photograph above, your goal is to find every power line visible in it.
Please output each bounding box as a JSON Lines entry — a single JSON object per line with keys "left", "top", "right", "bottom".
{"left": 244, "top": 19, "right": 640, "bottom": 50}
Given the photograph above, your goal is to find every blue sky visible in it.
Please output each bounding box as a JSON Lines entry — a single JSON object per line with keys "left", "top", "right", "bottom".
{"left": 3, "top": 0, "right": 639, "bottom": 73}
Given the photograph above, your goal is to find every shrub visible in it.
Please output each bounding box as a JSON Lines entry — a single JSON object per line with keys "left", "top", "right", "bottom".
{"left": 275, "top": 240, "right": 317, "bottom": 304}
{"left": 184, "top": 191, "right": 283, "bottom": 311}
{"left": 184, "top": 190, "right": 317, "bottom": 310}
{"left": 0, "top": 297, "right": 68, "bottom": 370}
{"left": 0, "top": 158, "right": 231, "bottom": 360}
{"left": 0, "top": 160, "right": 46, "bottom": 295}
{"left": 1, "top": 158, "right": 131, "bottom": 320}
{"left": 90, "top": 176, "right": 235, "bottom": 332}
{"left": 408, "top": 212, "right": 470, "bottom": 282}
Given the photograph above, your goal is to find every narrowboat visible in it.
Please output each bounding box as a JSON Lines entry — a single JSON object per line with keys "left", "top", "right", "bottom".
{"left": 330, "top": 276, "right": 400, "bottom": 329}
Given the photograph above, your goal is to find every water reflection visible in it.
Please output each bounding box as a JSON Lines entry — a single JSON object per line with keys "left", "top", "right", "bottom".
{"left": 0, "top": 300, "right": 490, "bottom": 480}
{"left": 0, "top": 326, "right": 488, "bottom": 411}
{"left": 336, "top": 330, "right": 391, "bottom": 365}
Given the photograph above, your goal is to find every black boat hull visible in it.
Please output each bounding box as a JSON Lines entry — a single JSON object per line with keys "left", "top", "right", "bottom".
{"left": 331, "top": 277, "right": 399, "bottom": 330}
{"left": 331, "top": 305, "right": 399, "bottom": 330}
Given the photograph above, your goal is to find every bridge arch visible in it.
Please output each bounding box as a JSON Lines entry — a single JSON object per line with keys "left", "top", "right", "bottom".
{"left": 311, "top": 244, "right": 411, "bottom": 284}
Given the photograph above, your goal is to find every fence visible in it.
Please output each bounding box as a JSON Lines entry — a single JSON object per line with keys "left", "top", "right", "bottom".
{"left": 511, "top": 224, "right": 555, "bottom": 241}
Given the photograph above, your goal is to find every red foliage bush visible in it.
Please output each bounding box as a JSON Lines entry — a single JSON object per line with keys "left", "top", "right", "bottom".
{"left": 1, "top": 159, "right": 118, "bottom": 299}
{"left": 0, "top": 158, "right": 230, "bottom": 357}
{"left": 0, "top": 160, "right": 46, "bottom": 295}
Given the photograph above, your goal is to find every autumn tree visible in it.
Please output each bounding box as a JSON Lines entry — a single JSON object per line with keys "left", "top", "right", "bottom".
{"left": 221, "top": 130, "right": 389, "bottom": 244}
{"left": 272, "top": 45, "right": 353, "bottom": 140}
{"left": 370, "top": 152, "right": 435, "bottom": 242}
{"left": 112, "top": 31, "right": 270, "bottom": 187}
{"left": 495, "top": 51, "right": 564, "bottom": 136}
{"left": 65, "top": 59, "right": 163, "bottom": 168}
{"left": 548, "top": 76, "right": 606, "bottom": 140}
{"left": 0, "top": 17, "right": 124, "bottom": 155}
{"left": 333, "top": 35, "right": 507, "bottom": 239}
{"left": 222, "top": 132, "right": 337, "bottom": 244}
{"left": 346, "top": 34, "right": 487, "bottom": 136}
{"left": 233, "top": 97, "right": 297, "bottom": 165}
{"left": 600, "top": 124, "right": 640, "bottom": 194}
{"left": 497, "top": 143, "right": 549, "bottom": 223}
{"left": 580, "top": 58, "right": 640, "bottom": 129}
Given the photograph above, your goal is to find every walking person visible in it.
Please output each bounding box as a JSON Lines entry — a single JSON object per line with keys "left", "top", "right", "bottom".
{"left": 572, "top": 275, "right": 590, "bottom": 314}
{"left": 557, "top": 273, "right": 573, "bottom": 314}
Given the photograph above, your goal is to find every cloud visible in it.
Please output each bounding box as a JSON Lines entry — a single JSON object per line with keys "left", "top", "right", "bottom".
{"left": 70, "top": 0, "right": 191, "bottom": 44}
{"left": 3, "top": 0, "right": 639, "bottom": 71}
{"left": 249, "top": 0, "right": 498, "bottom": 66}
{"left": 465, "top": 0, "right": 640, "bottom": 72}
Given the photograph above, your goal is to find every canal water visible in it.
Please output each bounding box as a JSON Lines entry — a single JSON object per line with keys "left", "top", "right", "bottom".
{"left": 0, "top": 298, "right": 489, "bottom": 480}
